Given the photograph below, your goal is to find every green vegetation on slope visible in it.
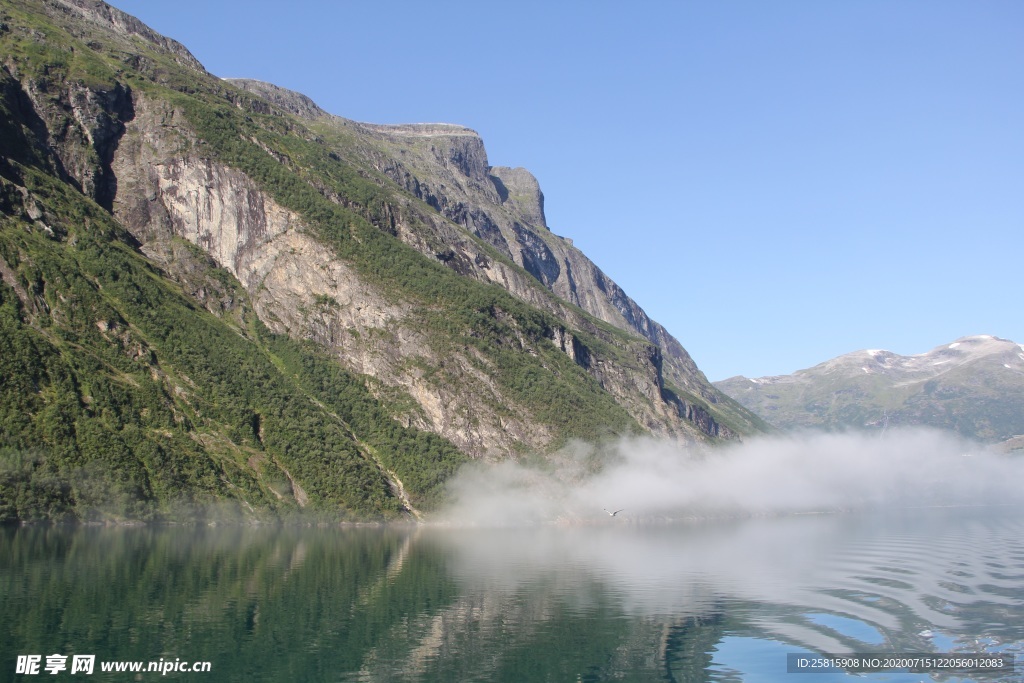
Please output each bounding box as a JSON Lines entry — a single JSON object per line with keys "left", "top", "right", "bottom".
{"left": 0, "top": 0, "right": 770, "bottom": 523}
{"left": 0, "top": 1, "right": 636, "bottom": 522}
{"left": 0, "top": 153, "right": 476, "bottom": 521}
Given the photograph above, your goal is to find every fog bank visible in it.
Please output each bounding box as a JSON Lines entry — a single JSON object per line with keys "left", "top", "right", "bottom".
{"left": 439, "top": 429, "right": 1023, "bottom": 525}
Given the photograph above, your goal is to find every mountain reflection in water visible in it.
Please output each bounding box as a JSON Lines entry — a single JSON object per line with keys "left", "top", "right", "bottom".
{"left": 2, "top": 508, "right": 1022, "bottom": 682}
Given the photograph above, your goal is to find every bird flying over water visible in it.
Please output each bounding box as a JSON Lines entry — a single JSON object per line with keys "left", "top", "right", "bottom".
{"left": 603, "top": 508, "right": 624, "bottom": 517}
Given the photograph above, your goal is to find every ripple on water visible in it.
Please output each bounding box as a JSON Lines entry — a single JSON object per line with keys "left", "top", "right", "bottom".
{"left": 805, "top": 613, "right": 887, "bottom": 646}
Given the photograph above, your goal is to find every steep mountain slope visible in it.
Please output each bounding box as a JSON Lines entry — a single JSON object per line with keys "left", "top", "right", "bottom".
{"left": 217, "top": 78, "right": 764, "bottom": 439}
{"left": 0, "top": 0, "right": 764, "bottom": 522}
{"left": 226, "top": 80, "right": 730, "bottom": 404}
{"left": 715, "top": 335, "right": 1024, "bottom": 443}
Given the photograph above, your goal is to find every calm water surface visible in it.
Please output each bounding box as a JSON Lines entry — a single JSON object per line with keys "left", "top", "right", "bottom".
{"left": 2, "top": 508, "right": 1023, "bottom": 682}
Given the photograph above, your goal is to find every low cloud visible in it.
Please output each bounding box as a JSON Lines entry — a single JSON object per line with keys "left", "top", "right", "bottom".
{"left": 439, "top": 429, "right": 1022, "bottom": 526}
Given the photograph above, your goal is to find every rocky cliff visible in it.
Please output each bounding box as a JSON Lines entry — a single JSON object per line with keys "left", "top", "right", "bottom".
{"left": 226, "top": 78, "right": 763, "bottom": 438}
{"left": 0, "top": 0, "right": 765, "bottom": 522}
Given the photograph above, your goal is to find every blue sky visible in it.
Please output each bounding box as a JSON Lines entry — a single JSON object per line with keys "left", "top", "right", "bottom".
{"left": 108, "top": 1, "right": 1023, "bottom": 381}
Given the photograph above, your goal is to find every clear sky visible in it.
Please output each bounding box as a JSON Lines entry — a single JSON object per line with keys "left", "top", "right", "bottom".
{"left": 107, "top": 0, "right": 1023, "bottom": 381}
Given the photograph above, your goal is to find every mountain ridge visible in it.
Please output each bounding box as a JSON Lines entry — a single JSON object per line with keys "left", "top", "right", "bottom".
{"left": 716, "top": 335, "right": 1024, "bottom": 443}
{"left": 211, "top": 75, "right": 764, "bottom": 437}
{"left": 0, "top": 0, "right": 766, "bottom": 522}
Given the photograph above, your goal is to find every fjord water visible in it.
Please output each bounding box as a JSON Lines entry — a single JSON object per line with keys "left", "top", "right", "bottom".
{"left": 3, "top": 510, "right": 1023, "bottom": 682}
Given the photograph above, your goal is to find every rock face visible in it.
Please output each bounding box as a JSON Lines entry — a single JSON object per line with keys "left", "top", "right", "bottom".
{"left": 226, "top": 78, "right": 761, "bottom": 437}
{"left": 716, "top": 335, "right": 1024, "bottom": 443}
{"left": 489, "top": 166, "right": 546, "bottom": 228}
{"left": 0, "top": 0, "right": 768, "bottom": 521}
{"left": 110, "top": 94, "right": 554, "bottom": 457}
{"left": 109, "top": 88, "right": 745, "bottom": 452}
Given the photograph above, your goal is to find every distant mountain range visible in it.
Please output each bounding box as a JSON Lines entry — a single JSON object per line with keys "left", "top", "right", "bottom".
{"left": 715, "top": 335, "right": 1024, "bottom": 445}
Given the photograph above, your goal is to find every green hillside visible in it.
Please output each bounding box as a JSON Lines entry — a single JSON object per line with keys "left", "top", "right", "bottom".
{"left": 0, "top": 0, "right": 762, "bottom": 523}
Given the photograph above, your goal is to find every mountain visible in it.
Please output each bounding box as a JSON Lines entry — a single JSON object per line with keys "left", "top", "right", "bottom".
{"left": 715, "top": 335, "right": 1024, "bottom": 444}
{"left": 0, "top": 0, "right": 765, "bottom": 523}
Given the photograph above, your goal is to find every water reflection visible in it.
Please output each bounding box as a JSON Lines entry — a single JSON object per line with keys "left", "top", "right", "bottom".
{"left": 423, "top": 510, "right": 1024, "bottom": 680}
{"left": 2, "top": 508, "right": 1022, "bottom": 682}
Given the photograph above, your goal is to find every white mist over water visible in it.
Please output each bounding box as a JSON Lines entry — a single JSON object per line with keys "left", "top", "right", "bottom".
{"left": 439, "top": 429, "right": 1024, "bottom": 526}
